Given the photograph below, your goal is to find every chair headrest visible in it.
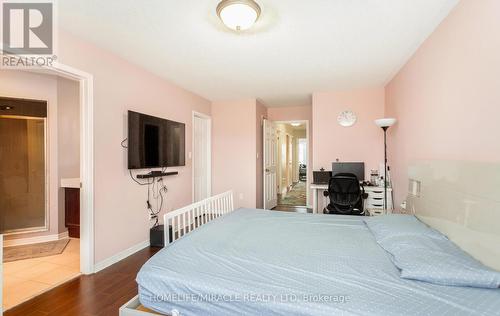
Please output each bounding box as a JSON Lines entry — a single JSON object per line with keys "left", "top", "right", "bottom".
{"left": 332, "top": 173, "right": 360, "bottom": 181}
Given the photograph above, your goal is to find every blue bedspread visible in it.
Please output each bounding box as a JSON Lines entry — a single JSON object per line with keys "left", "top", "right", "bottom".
{"left": 136, "top": 209, "right": 500, "bottom": 316}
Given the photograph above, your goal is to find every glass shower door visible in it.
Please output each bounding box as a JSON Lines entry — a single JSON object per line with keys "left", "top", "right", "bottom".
{"left": 0, "top": 116, "right": 47, "bottom": 234}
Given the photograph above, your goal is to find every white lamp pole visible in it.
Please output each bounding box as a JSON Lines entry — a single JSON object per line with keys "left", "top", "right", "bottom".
{"left": 374, "top": 118, "right": 397, "bottom": 211}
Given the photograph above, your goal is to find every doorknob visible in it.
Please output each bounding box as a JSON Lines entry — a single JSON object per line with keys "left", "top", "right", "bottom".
{"left": 265, "top": 168, "right": 270, "bottom": 172}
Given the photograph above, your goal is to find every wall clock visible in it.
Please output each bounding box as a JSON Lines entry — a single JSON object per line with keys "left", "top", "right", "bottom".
{"left": 337, "top": 110, "right": 357, "bottom": 127}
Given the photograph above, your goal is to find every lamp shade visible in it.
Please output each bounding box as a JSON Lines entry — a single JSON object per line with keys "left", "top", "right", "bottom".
{"left": 375, "top": 118, "right": 397, "bottom": 128}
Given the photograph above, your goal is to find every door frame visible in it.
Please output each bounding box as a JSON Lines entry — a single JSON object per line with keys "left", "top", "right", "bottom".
{"left": 192, "top": 111, "right": 212, "bottom": 202}
{"left": 272, "top": 120, "right": 310, "bottom": 208}
{"left": 24, "top": 62, "right": 95, "bottom": 275}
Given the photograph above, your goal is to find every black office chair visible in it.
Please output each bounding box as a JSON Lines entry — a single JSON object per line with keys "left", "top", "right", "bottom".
{"left": 323, "top": 173, "right": 367, "bottom": 216}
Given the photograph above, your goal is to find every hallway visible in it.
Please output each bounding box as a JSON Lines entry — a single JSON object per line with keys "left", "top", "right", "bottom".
{"left": 277, "top": 181, "right": 307, "bottom": 206}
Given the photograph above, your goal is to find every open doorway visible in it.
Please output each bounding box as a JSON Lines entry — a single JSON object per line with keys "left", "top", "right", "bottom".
{"left": 276, "top": 122, "right": 307, "bottom": 207}
{"left": 263, "top": 119, "right": 310, "bottom": 212}
{"left": 0, "top": 70, "right": 86, "bottom": 311}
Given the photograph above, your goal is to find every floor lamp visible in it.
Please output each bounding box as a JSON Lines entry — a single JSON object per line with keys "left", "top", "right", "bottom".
{"left": 375, "top": 118, "right": 397, "bottom": 212}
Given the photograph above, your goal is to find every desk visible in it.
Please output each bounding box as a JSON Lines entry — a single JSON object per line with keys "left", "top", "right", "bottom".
{"left": 310, "top": 184, "right": 393, "bottom": 214}
{"left": 310, "top": 183, "right": 328, "bottom": 214}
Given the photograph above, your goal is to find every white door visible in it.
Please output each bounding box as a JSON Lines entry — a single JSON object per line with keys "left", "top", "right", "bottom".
{"left": 193, "top": 113, "right": 211, "bottom": 202}
{"left": 263, "top": 119, "right": 278, "bottom": 209}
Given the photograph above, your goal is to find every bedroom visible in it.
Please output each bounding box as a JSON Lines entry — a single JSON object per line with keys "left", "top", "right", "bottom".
{"left": 1, "top": 0, "right": 499, "bottom": 315}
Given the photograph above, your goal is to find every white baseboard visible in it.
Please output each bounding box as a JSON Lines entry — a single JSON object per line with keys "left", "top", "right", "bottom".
{"left": 3, "top": 231, "right": 69, "bottom": 247}
{"left": 94, "top": 240, "right": 150, "bottom": 273}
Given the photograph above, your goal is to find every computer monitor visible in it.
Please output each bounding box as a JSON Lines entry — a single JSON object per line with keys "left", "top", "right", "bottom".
{"left": 332, "top": 162, "right": 365, "bottom": 182}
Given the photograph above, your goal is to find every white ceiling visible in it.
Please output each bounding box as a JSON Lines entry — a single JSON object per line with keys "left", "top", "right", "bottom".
{"left": 58, "top": 0, "right": 459, "bottom": 107}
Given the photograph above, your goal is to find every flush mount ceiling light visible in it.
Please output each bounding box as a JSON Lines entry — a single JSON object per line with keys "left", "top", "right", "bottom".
{"left": 291, "top": 122, "right": 302, "bottom": 127}
{"left": 216, "top": 0, "right": 261, "bottom": 31}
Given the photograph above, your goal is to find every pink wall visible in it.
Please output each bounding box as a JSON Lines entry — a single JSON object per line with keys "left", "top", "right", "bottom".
{"left": 57, "top": 77, "right": 80, "bottom": 181}
{"left": 255, "top": 101, "right": 268, "bottom": 208}
{"left": 267, "top": 105, "right": 312, "bottom": 122}
{"left": 57, "top": 31, "right": 211, "bottom": 263}
{"left": 212, "top": 99, "right": 258, "bottom": 209}
{"left": 312, "top": 89, "right": 385, "bottom": 179}
{"left": 57, "top": 77, "right": 80, "bottom": 233}
{"left": 385, "top": 0, "right": 500, "bottom": 207}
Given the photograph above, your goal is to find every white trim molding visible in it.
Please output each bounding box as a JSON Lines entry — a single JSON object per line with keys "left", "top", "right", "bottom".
{"left": 94, "top": 240, "right": 150, "bottom": 273}
{"left": 3, "top": 231, "right": 69, "bottom": 247}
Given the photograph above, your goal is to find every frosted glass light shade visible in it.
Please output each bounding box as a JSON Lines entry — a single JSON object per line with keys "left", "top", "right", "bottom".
{"left": 217, "top": 0, "right": 261, "bottom": 31}
{"left": 375, "top": 118, "right": 397, "bottom": 128}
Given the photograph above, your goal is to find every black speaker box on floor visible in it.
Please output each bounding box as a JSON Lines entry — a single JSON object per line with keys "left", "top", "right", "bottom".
{"left": 150, "top": 225, "right": 173, "bottom": 247}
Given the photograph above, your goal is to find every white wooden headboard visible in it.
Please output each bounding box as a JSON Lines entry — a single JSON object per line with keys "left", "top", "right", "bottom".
{"left": 406, "top": 161, "right": 500, "bottom": 271}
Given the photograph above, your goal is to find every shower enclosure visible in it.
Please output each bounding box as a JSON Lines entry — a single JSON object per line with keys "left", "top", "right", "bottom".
{"left": 0, "top": 97, "right": 48, "bottom": 234}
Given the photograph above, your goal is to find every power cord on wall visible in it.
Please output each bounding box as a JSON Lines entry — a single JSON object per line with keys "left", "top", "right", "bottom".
{"left": 128, "top": 169, "right": 168, "bottom": 228}
{"left": 121, "top": 138, "right": 128, "bottom": 148}
{"left": 124, "top": 136, "right": 169, "bottom": 228}
{"left": 148, "top": 177, "right": 168, "bottom": 227}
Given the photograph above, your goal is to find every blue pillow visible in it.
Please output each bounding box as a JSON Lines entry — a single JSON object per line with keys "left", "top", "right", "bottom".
{"left": 364, "top": 214, "right": 446, "bottom": 242}
{"left": 365, "top": 215, "right": 500, "bottom": 288}
{"left": 380, "top": 235, "right": 500, "bottom": 288}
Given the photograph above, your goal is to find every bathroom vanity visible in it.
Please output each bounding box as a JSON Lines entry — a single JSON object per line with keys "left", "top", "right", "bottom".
{"left": 61, "top": 178, "right": 80, "bottom": 238}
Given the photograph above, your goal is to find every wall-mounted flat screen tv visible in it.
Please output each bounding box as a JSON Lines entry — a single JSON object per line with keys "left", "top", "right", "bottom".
{"left": 128, "top": 111, "right": 185, "bottom": 169}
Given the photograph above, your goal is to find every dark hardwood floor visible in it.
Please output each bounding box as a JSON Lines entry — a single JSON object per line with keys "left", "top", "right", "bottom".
{"left": 4, "top": 247, "right": 161, "bottom": 316}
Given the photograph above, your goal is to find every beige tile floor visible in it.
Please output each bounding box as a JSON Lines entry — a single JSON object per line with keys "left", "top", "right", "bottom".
{"left": 2, "top": 238, "right": 80, "bottom": 311}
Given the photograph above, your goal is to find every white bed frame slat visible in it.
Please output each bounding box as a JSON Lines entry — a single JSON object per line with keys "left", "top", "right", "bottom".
{"left": 203, "top": 203, "right": 207, "bottom": 225}
{"left": 164, "top": 191, "right": 235, "bottom": 245}
{"left": 196, "top": 206, "right": 200, "bottom": 228}
{"left": 120, "top": 192, "right": 236, "bottom": 316}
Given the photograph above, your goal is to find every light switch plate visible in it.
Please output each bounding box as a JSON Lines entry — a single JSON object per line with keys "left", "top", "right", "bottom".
{"left": 408, "top": 179, "right": 421, "bottom": 196}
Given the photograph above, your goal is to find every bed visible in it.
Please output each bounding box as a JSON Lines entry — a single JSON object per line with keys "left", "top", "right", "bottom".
{"left": 127, "top": 205, "right": 500, "bottom": 316}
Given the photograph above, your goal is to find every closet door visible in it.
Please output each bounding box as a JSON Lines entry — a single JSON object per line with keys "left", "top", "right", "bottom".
{"left": 193, "top": 112, "right": 211, "bottom": 202}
